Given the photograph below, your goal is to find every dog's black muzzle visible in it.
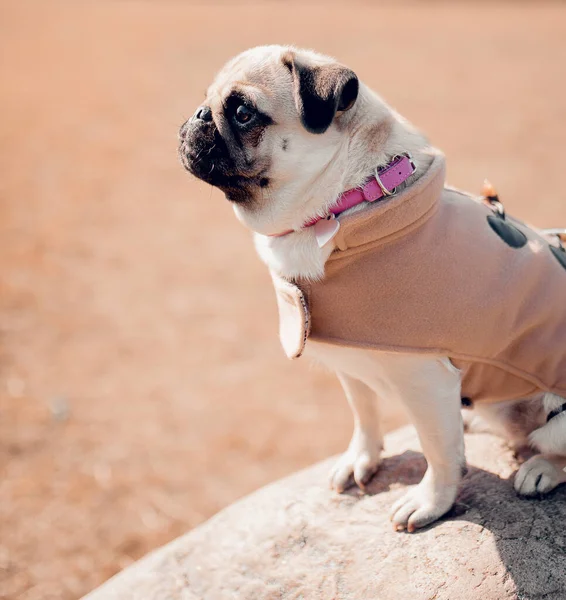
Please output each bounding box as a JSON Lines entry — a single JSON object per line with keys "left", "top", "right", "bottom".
{"left": 178, "top": 107, "right": 263, "bottom": 203}
{"left": 178, "top": 107, "right": 231, "bottom": 184}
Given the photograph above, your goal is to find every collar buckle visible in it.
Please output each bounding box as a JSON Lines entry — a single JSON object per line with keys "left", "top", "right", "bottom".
{"left": 374, "top": 153, "right": 416, "bottom": 198}
{"left": 374, "top": 166, "right": 394, "bottom": 197}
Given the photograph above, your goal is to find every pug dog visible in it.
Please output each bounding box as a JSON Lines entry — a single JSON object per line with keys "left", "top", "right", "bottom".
{"left": 178, "top": 45, "right": 566, "bottom": 532}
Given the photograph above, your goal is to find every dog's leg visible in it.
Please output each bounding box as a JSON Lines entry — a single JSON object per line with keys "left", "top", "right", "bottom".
{"left": 329, "top": 373, "right": 383, "bottom": 492}
{"left": 466, "top": 396, "right": 544, "bottom": 449}
{"left": 515, "top": 454, "right": 566, "bottom": 496}
{"left": 389, "top": 356, "right": 464, "bottom": 532}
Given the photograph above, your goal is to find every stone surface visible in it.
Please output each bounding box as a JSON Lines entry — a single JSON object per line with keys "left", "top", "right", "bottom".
{"left": 83, "top": 427, "right": 566, "bottom": 600}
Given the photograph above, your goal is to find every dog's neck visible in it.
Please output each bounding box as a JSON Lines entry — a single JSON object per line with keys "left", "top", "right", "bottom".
{"left": 254, "top": 86, "right": 433, "bottom": 281}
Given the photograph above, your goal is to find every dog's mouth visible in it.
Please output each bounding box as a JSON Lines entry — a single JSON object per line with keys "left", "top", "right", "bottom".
{"left": 179, "top": 144, "right": 214, "bottom": 180}
{"left": 179, "top": 140, "right": 270, "bottom": 203}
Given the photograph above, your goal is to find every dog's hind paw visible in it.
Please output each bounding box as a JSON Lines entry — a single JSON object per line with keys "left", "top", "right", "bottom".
{"left": 515, "top": 454, "right": 566, "bottom": 497}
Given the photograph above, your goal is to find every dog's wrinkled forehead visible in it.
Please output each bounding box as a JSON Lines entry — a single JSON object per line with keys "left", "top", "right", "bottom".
{"left": 202, "top": 45, "right": 360, "bottom": 139}
{"left": 206, "top": 46, "right": 295, "bottom": 118}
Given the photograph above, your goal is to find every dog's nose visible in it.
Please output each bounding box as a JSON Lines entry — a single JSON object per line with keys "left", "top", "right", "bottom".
{"left": 194, "top": 105, "right": 213, "bottom": 122}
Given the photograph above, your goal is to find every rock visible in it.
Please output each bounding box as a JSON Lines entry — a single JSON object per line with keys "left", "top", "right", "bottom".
{"left": 83, "top": 427, "right": 566, "bottom": 600}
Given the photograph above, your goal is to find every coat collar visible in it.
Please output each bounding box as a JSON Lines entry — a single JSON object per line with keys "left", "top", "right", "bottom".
{"left": 330, "top": 150, "right": 446, "bottom": 254}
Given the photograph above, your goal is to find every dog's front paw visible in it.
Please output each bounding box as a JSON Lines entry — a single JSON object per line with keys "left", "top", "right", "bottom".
{"left": 390, "top": 478, "right": 458, "bottom": 533}
{"left": 515, "top": 455, "right": 566, "bottom": 496}
{"left": 329, "top": 436, "right": 382, "bottom": 493}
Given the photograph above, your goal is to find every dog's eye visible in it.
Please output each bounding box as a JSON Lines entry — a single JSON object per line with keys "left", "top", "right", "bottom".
{"left": 234, "top": 104, "right": 254, "bottom": 124}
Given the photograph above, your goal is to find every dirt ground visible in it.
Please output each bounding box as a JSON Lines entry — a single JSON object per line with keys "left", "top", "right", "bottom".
{"left": 1, "top": 1, "right": 565, "bottom": 599}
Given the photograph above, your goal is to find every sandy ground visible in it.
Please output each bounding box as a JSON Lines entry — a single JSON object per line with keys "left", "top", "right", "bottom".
{"left": 1, "top": 1, "right": 566, "bottom": 599}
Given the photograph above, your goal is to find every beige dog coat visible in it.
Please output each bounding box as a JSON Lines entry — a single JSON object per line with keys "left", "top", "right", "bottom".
{"left": 273, "top": 151, "right": 566, "bottom": 404}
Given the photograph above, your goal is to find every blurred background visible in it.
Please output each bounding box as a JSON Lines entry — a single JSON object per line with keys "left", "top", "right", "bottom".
{"left": 1, "top": 1, "right": 565, "bottom": 599}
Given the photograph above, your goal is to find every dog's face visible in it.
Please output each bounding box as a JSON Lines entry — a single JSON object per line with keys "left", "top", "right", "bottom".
{"left": 178, "top": 46, "right": 359, "bottom": 234}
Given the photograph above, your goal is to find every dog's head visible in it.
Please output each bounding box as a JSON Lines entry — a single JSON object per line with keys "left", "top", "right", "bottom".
{"left": 178, "top": 46, "right": 364, "bottom": 234}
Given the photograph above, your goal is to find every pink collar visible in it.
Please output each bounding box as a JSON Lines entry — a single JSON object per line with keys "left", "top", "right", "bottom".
{"left": 269, "top": 153, "right": 416, "bottom": 247}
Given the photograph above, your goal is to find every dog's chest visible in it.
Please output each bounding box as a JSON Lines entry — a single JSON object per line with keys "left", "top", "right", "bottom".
{"left": 303, "top": 341, "right": 449, "bottom": 402}
{"left": 305, "top": 342, "right": 391, "bottom": 392}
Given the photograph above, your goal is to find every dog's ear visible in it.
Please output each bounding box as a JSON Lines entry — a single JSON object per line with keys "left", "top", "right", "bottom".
{"left": 283, "top": 52, "right": 359, "bottom": 134}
